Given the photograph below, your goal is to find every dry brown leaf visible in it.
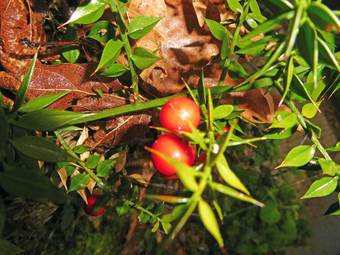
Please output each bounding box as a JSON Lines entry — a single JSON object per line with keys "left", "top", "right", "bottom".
{"left": 57, "top": 168, "right": 68, "bottom": 191}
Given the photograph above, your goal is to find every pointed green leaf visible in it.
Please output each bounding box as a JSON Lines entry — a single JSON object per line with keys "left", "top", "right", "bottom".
{"left": 128, "top": 16, "right": 161, "bottom": 40}
{"left": 325, "top": 202, "right": 340, "bottom": 216}
{"left": 69, "top": 174, "right": 91, "bottom": 192}
{"left": 302, "top": 176, "right": 338, "bottom": 199}
{"left": 327, "top": 142, "right": 340, "bottom": 152}
{"left": 131, "top": 47, "right": 160, "bottom": 69}
{"left": 210, "top": 182, "right": 263, "bottom": 207}
{"left": 101, "top": 63, "right": 128, "bottom": 77}
{"left": 277, "top": 145, "right": 316, "bottom": 168}
{"left": 318, "top": 38, "right": 340, "bottom": 71}
{"left": 88, "top": 20, "right": 115, "bottom": 43}
{"left": 64, "top": 0, "right": 105, "bottom": 25}
{"left": 11, "top": 109, "right": 92, "bottom": 131}
{"left": 198, "top": 199, "right": 224, "bottom": 248}
{"left": 226, "top": 0, "right": 243, "bottom": 13}
{"left": 18, "top": 92, "right": 68, "bottom": 113}
{"left": 146, "top": 194, "right": 189, "bottom": 204}
{"left": 86, "top": 154, "right": 101, "bottom": 169}
{"left": 146, "top": 147, "right": 198, "bottom": 191}
{"left": 240, "top": 11, "right": 293, "bottom": 42}
{"left": 95, "top": 39, "right": 125, "bottom": 72}
{"left": 269, "top": 111, "right": 297, "bottom": 129}
{"left": 297, "top": 20, "right": 316, "bottom": 67}
{"left": 205, "top": 19, "right": 226, "bottom": 40}
{"left": 307, "top": 2, "right": 340, "bottom": 31}
{"left": 280, "top": 55, "right": 294, "bottom": 105}
{"left": 13, "top": 52, "right": 38, "bottom": 111}
{"left": 62, "top": 48, "right": 80, "bottom": 64}
{"left": 96, "top": 159, "right": 115, "bottom": 177}
{"left": 216, "top": 155, "right": 250, "bottom": 195}
{"left": 11, "top": 136, "right": 73, "bottom": 162}
{"left": 318, "top": 159, "right": 340, "bottom": 176}
{"left": 302, "top": 101, "right": 321, "bottom": 119}
{"left": 213, "top": 105, "right": 234, "bottom": 120}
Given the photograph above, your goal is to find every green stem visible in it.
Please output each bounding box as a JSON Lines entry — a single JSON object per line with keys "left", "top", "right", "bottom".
{"left": 54, "top": 131, "right": 105, "bottom": 188}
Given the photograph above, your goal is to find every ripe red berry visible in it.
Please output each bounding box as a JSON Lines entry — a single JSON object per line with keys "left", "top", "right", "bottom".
{"left": 84, "top": 195, "right": 106, "bottom": 216}
{"left": 151, "top": 134, "right": 196, "bottom": 177}
{"left": 160, "top": 97, "right": 200, "bottom": 133}
{"left": 216, "top": 125, "right": 230, "bottom": 139}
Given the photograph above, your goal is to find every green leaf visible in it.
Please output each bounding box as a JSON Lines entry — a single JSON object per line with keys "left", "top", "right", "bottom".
{"left": 162, "top": 204, "right": 187, "bottom": 223}
{"left": 69, "top": 174, "right": 90, "bottom": 192}
{"left": 131, "top": 47, "right": 160, "bottom": 69}
{"left": 260, "top": 201, "right": 281, "bottom": 224}
{"left": 0, "top": 196, "right": 5, "bottom": 236}
{"left": 0, "top": 166, "right": 66, "bottom": 203}
{"left": 325, "top": 202, "right": 340, "bottom": 216}
{"left": 318, "top": 38, "right": 340, "bottom": 71}
{"left": 198, "top": 199, "right": 224, "bottom": 248}
{"left": 86, "top": 154, "right": 101, "bottom": 169}
{"left": 205, "top": 19, "right": 226, "bottom": 40}
{"left": 160, "top": 221, "right": 172, "bottom": 234}
{"left": 11, "top": 109, "right": 92, "bottom": 131}
{"left": 128, "top": 16, "right": 161, "bottom": 40}
{"left": 213, "top": 105, "right": 234, "bottom": 120}
{"left": 146, "top": 194, "right": 189, "bottom": 204}
{"left": 302, "top": 101, "right": 321, "bottom": 119}
{"left": 146, "top": 147, "right": 198, "bottom": 191}
{"left": 307, "top": 2, "right": 340, "bottom": 31}
{"left": 88, "top": 20, "right": 115, "bottom": 43}
{"left": 11, "top": 136, "right": 72, "bottom": 163}
{"left": 210, "top": 182, "right": 263, "bottom": 207}
{"left": 226, "top": 0, "right": 243, "bottom": 13}
{"left": 96, "top": 159, "right": 115, "bottom": 177}
{"left": 73, "top": 145, "right": 88, "bottom": 154}
{"left": 269, "top": 111, "right": 297, "bottom": 129}
{"left": 249, "top": 0, "right": 266, "bottom": 22}
{"left": 327, "top": 142, "right": 340, "bottom": 152}
{"left": 297, "top": 20, "right": 316, "bottom": 67}
{"left": 265, "top": 126, "right": 295, "bottom": 140}
{"left": 215, "top": 155, "right": 250, "bottom": 195}
{"left": 64, "top": 0, "right": 105, "bottom": 25}
{"left": 240, "top": 11, "right": 293, "bottom": 42}
{"left": 302, "top": 176, "right": 338, "bottom": 199}
{"left": 0, "top": 239, "right": 23, "bottom": 255}
{"left": 62, "top": 49, "right": 80, "bottom": 64}
{"left": 101, "top": 63, "right": 128, "bottom": 77}
{"left": 318, "top": 159, "right": 340, "bottom": 176}
{"left": 277, "top": 145, "right": 316, "bottom": 168}
{"left": 18, "top": 92, "right": 68, "bottom": 113}
{"left": 13, "top": 52, "right": 38, "bottom": 111}
{"left": 95, "top": 39, "right": 125, "bottom": 72}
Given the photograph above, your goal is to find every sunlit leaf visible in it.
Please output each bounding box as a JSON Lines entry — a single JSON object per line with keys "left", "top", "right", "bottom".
{"left": 18, "top": 92, "right": 68, "bottom": 113}
{"left": 215, "top": 155, "right": 250, "bottom": 195}
{"left": 198, "top": 199, "right": 224, "bottom": 248}
{"left": 302, "top": 101, "right": 321, "bottom": 119}
{"left": 95, "top": 39, "right": 125, "bottom": 72}
{"left": 64, "top": 0, "right": 105, "bottom": 25}
{"left": 131, "top": 47, "right": 160, "bottom": 69}
{"left": 277, "top": 145, "right": 316, "bottom": 168}
{"left": 128, "top": 16, "right": 161, "bottom": 40}
{"left": 269, "top": 112, "right": 297, "bottom": 129}
{"left": 13, "top": 52, "right": 38, "bottom": 111}
{"left": 213, "top": 105, "right": 234, "bottom": 120}
{"left": 302, "top": 176, "right": 338, "bottom": 199}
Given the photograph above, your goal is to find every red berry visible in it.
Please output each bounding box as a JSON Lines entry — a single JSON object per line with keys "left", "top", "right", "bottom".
{"left": 216, "top": 125, "right": 230, "bottom": 139}
{"left": 151, "top": 134, "right": 196, "bottom": 177}
{"left": 160, "top": 97, "right": 200, "bottom": 133}
{"left": 84, "top": 195, "right": 106, "bottom": 216}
